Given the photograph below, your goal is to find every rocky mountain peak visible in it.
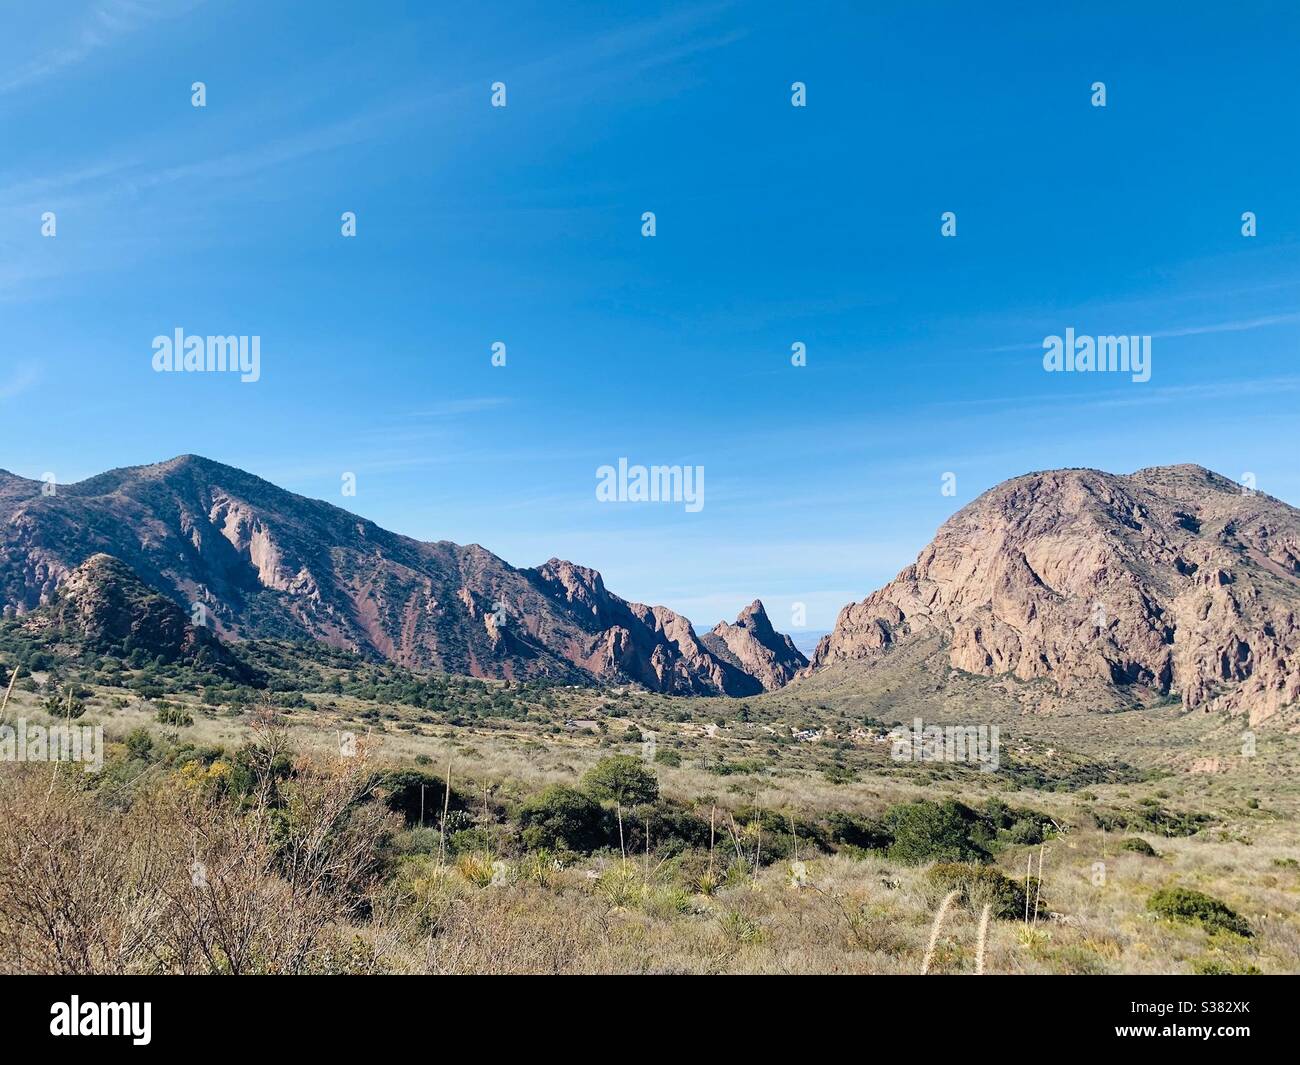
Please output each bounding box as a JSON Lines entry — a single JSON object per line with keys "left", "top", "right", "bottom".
{"left": 809, "top": 464, "right": 1300, "bottom": 723}
{"left": 735, "top": 599, "right": 775, "bottom": 633}
{"left": 702, "top": 599, "right": 807, "bottom": 692}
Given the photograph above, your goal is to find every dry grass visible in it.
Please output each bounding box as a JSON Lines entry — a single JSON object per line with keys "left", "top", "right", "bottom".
{"left": 351, "top": 825, "right": 1300, "bottom": 974}
{"left": 1, "top": 659, "right": 1297, "bottom": 975}
{"left": 0, "top": 716, "right": 398, "bottom": 974}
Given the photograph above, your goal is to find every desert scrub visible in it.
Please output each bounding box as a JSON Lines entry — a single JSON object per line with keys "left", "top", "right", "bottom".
{"left": 456, "top": 851, "right": 511, "bottom": 888}
{"left": 926, "top": 862, "right": 1037, "bottom": 919}
{"left": 694, "top": 869, "right": 723, "bottom": 896}
{"left": 594, "top": 863, "right": 644, "bottom": 908}
{"left": 722, "top": 857, "right": 752, "bottom": 888}
{"left": 885, "top": 800, "right": 990, "bottom": 864}
{"left": 1147, "top": 887, "right": 1252, "bottom": 938}
{"left": 155, "top": 704, "right": 194, "bottom": 726}
{"left": 718, "top": 909, "right": 764, "bottom": 945}
{"left": 1048, "top": 943, "right": 1111, "bottom": 975}
{"left": 517, "top": 785, "right": 609, "bottom": 852}
{"left": 832, "top": 897, "right": 901, "bottom": 953}
{"left": 1094, "top": 804, "right": 1210, "bottom": 837}
{"left": 390, "top": 857, "right": 465, "bottom": 931}
{"left": 1191, "top": 958, "right": 1261, "bottom": 975}
{"left": 517, "top": 849, "right": 561, "bottom": 889}
{"left": 639, "top": 883, "right": 694, "bottom": 919}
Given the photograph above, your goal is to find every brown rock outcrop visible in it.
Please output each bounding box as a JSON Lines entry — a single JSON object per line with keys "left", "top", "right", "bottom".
{"left": 810, "top": 465, "right": 1300, "bottom": 724}
{"left": 702, "top": 600, "right": 807, "bottom": 691}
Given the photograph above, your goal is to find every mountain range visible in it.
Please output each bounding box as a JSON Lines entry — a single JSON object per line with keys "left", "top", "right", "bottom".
{"left": 2, "top": 456, "right": 1297, "bottom": 722}
{"left": 0, "top": 455, "right": 801, "bottom": 696}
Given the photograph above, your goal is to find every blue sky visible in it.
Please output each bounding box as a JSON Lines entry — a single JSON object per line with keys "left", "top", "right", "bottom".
{"left": 2, "top": 1, "right": 1299, "bottom": 632}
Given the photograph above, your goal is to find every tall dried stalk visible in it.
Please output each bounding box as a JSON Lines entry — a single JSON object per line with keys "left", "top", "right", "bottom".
{"left": 708, "top": 805, "right": 716, "bottom": 875}
{"left": 1033, "top": 845, "right": 1046, "bottom": 928}
{"left": 438, "top": 753, "right": 453, "bottom": 866}
{"left": 0, "top": 664, "right": 18, "bottom": 726}
{"left": 1023, "top": 853, "right": 1033, "bottom": 926}
{"left": 725, "top": 812, "right": 745, "bottom": 863}
{"left": 974, "top": 903, "right": 991, "bottom": 974}
{"left": 921, "top": 889, "right": 959, "bottom": 974}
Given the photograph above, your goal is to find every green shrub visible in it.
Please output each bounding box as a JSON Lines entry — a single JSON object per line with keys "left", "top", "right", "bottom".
{"left": 156, "top": 705, "right": 194, "bottom": 727}
{"left": 1094, "top": 804, "right": 1210, "bottom": 838}
{"left": 653, "top": 749, "right": 682, "bottom": 768}
{"left": 884, "top": 800, "right": 989, "bottom": 864}
{"left": 375, "top": 769, "right": 458, "bottom": 825}
{"left": 123, "top": 728, "right": 153, "bottom": 760}
{"left": 980, "top": 798, "right": 1055, "bottom": 848}
{"left": 1120, "top": 836, "right": 1159, "bottom": 857}
{"left": 631, "top": 803, "right": 712, "bottom": 857}
{"left": 1148, "top": 887, "right": 1252, "bottom": 937}
{"left": 826, "top": 811, "right": 891, "bottom": 853}
{"left": 1191, "top": 958, "right": 1261, "bottom": 975}
{"left": 1002, "top": 817, "right": 1046, "bottom": 845}
{"left": 582, "top": 755, "right": 659, "bottom": 807}
{"left": 44, "top": 690, "right": 88, "bottom": 718}
{"left": 517, "top": 785, "right": 609, "bottom": 852}
{"left": 927, "top": 862, "right": 1038, "bottom": 919}
{"left": 706, "top": 757, "right": 767, "bottom": 776}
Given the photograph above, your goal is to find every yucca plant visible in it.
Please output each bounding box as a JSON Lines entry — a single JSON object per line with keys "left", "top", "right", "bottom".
{"left": 694, "top": 868, "right": 723, "bottom": 896}
{"left": 455, "top": 851, "right": 498, "bottom": 888}
{"left": 595, "top": 863, "right": 643, "bottom": 908}
{"left": 517, "top": 850, "right": 559, "bottom": 889}
{"left": 719, "top": 909, "right": 764, "bottom": 945}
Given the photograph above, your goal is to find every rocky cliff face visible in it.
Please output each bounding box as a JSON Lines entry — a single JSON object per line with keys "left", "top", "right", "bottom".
{"left": 21, "top": 552, "right": 247, "bottom": 676}
{"left": 0, "top": 456, "right": 798, "bottom": 696}
{"left": 525, "top": 558, "right": 766, "bottom": 695}
{"left": 810, "top": 465, "right": 1300, "bottom": 723}
{"left": 702, "top": 600, "right": 807, "bottom": 691}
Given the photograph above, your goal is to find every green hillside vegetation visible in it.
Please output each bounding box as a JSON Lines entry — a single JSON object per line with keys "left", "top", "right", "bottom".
{"left": 0, "top": 625, "right": 1296, "bottom": 975}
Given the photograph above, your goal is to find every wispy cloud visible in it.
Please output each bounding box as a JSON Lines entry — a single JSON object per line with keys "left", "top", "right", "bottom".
{"left": 0, "top": 366, "right": 41, "bottom": 400}
{"left": 401, "top": 398, "right": 513, "bottom": 419}
{"left": 982, "top": 310, "right": 1300, "bottom": 354}
{"left": 0, "top": 93, "right": 427, "bottom": 219}
{"left": 0, "top": 0, "right": 202, "bottom": 95}
{"left": 924, "top": 375, "right": 1300, "bottom": 418}
{"left": 1152, "top": 312, "right": 1300, "bottom": 339}
{"left": 513, "top": 2, "right": 743, "bottom": 87}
